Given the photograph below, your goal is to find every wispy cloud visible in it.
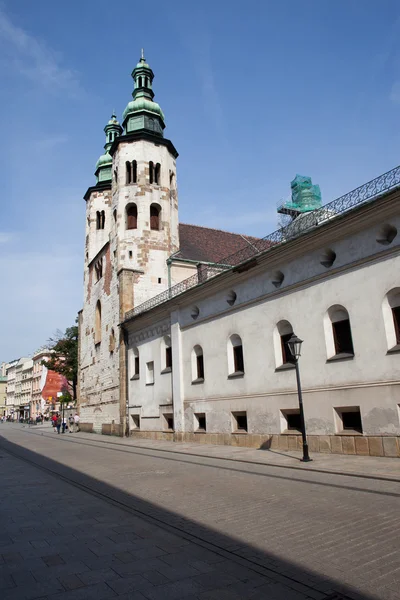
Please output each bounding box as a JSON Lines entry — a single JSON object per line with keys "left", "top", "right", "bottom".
{"left": 0, "top": 7, "right": 82, "bottom": 96}
{"left": 0, "top": 232, "right": 15, "bottom": 244}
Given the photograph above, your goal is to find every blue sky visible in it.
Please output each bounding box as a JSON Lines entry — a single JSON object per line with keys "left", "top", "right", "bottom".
{"left": 1, "top": 0, "right": 400, "bottom": 360}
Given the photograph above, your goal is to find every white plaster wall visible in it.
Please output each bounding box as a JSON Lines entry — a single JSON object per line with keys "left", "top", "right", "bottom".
{"left": 127, "top": 319, "right": 172, "bottom": 432}
{"left": 125, "top": 210, "right": 400, "bottom": 437}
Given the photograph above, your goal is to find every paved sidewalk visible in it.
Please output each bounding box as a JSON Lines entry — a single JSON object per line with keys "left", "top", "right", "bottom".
{"left": 0, "top": 438, "right": 330, "bottom": 600}
{"left": 30, "top": 423, "right": 400, "bottom": 481}
{"left": 2, "top": 425, "right": 399, "bottom": 600}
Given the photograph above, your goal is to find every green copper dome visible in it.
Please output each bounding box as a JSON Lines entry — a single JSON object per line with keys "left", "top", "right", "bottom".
{"left": 122, "top": 50, "right": 166, "bottom": 137}
{"left": 122, "top": 97, "right": 165, "bottom": 122}
{"left": 94, "top": 113, "right": 122, "bottom": 184}
{"left": 95, "top": 152, "right": 112, "bottom": 170}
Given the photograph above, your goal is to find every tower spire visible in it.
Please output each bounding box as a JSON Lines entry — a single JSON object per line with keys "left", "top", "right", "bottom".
{"left": 122, "top": 50, "right": 166, "bottom": 137}
{"left": 94, "top": 113, "right": 122, "bottom": 183}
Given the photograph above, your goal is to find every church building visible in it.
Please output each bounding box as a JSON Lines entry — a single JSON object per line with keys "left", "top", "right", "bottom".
{"left": 78, "top": 53, "right": 400, "bottom": 457}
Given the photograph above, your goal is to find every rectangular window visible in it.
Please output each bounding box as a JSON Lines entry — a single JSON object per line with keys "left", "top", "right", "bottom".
{"left": 281, "top": 333, "right": 295, "bottom": 364}
{"left": 233, "top": 345, "right": 244, "bottom": 373}
{"left": 165, "top": 347, "right": 172, "bottom": 369}
{"left": 281, "top": 409, "right": 301, "bottom": 432}
{"left": 164, "top": 413, "right": 174, "bottom": 430}
{"left": 332, "top": 319, "right": 354, "bottom": 355}
{"left": 335, "top": 407, "right": 363, "bottom": 434}
{"left": 392, "top": 307, "right": 400, "bottom": 344}
{"left": 146, "top": 361, "right": 154, "bottom": 385}
{"left": 131, "top": 414, "right": 140, "bottom": 429}
{"left": 196, "top": 354, "right": 204, "bottom": 379}
{"left": 232, "top": 411, "right": 247, "bottom": 432}
{"left": 195, "top": 413, "right": 206, "bottom": 431}
{"left": 134, "top": 356, "right": 140, "bottom": 377}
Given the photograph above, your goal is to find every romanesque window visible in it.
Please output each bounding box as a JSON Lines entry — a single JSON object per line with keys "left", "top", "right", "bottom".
{"left": 96, "top": 211, "right": 105, "bottom": 230}
{"left": 191, "top": 345, "right": 204, "bottom": 382}
{"left": 132, "top": 160, "right": 137, "bottom": 183}
{"left": 95, "top": 301, "right": 102, "bottom": 345}
{"left": 169, "top": 171, "right": 175, "bottom": 188}
{"left": 109, "top": 328, "right": 116, "bottom": 353}
{"left": 154, "top": 163, "right": 161, "bottom": 184}
{"left": 227, "top": 334, "right": 244, "bottom": 376}
{"left": 273, "top": 320, "right": 295, "bottom": 367}
{"left": 382, "top": 288, "right": 400, "bottom": 350}
{"left": 161, "top": 336, "right": 172, "bottom": 372}
{"left": 329, "top": 306, "right": 354, "bottom": 356}
{"left": 126, "top": 204, "right": 138, "bottom": 230}
{"left": 126, "top": 161, "right": 132, "bottom": 184}
{"left": 126, "top": 161, "right": 137, "bottom": 184}
{"left": 149, "top": 161, "right": 154, "bottom": 184}
{"left": 130, "top": 347, "right": 140, "bottom": 379}
{"left": 150, "top": 204, "right": 161, "bottom": 230}
{"left": 94, "top": 258, "right": 103, "bottom": 281}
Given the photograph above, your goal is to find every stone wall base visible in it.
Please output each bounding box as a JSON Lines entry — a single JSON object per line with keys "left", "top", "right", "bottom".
{"left": 128, "top": 431, "right": 400, "bottom": 458}
{"left": 79, "top": 423, "right": 93, "bottom": 433}
{"left": 102, "top": 422, "right": 124, "bottom": 437}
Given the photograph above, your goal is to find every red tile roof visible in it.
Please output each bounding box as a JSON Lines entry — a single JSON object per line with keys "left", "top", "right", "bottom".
{"left": 176, "top": 223, "right": 262, "bottom": 264}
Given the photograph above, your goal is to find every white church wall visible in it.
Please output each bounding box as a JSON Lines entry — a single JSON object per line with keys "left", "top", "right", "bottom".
{"left": 124, "top": 198, "right": 400, "bottom": 453}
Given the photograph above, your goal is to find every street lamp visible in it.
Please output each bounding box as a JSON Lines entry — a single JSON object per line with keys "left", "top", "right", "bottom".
{"left": 287, "top": 333, "right": 312, "bottom": 462}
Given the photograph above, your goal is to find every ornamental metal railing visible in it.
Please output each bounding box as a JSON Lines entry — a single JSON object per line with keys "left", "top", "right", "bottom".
{"left": 125, "top": 164, "right": 400, "bottom": 321}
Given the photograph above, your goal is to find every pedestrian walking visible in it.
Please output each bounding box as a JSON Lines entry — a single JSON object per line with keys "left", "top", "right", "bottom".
{"left": 51, "top": 413, "right": 57, "bottom": 432}
{"left": 56, "top": 414, "right": 61, "bottom": 434}
{"left": 74, "top": 413, "right": 80, "bottom": 433}
{"left": 68, "top": 413, "right": 74, "bottom": 432}
{"left": 62, "top": 416, "right": 67, "bottom": 434}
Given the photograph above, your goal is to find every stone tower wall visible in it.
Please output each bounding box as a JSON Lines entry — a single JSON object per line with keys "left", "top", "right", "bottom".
{"left": 78, "top": 188, "right": 121, "bottom": 432}
{"left": 79, "top": 137, "right": 179, "bottom": 434}
{"left": 112, "top": 140, "right": 179, "bottom": 307}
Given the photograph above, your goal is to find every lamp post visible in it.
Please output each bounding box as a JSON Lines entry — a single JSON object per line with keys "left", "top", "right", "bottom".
{"left": 287, "top": 333, "right": 312, "bottom": 462}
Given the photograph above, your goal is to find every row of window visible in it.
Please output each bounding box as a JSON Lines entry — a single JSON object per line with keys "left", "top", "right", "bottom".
{"left": 130, "top": 406, "right": 375, "bottom": 435}
{"left": 116, "top": 161, "right": 175, "bottom": 186}
{"left": 126, "top": 203, "right": 161, "bottom": 231}
{"left": 126, "top": 161, "right": 160, "bottom": 185}
{"left": 128, "top": 294, "right": 400, "bottom": 383}
{"left": 95, "top": 204, "right": 162, "bottom": 232}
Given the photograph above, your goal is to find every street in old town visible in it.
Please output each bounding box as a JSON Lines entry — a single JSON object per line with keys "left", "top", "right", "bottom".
{"left": 0, "top": 424, "right": 399, "bottom": 600}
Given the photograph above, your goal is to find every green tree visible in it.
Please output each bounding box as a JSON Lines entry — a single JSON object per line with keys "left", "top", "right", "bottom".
{"left": 42, "top": 324, "right": 78, "bottom": 401}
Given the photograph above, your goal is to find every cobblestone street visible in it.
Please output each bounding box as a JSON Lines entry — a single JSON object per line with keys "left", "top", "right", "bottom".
{"left": 0, "top": 425, "right": 399, "bottom": 600}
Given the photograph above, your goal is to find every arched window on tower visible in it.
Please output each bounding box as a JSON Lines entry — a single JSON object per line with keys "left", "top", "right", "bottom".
{"left": 149, "top": 161, "right": 154, "bottom": 184}
{"left": 96, "top": 211, "right": 105, "bottom": 230}
{"left": 126, "top": 161, "right": 132, "bottom": 184}
{"left": 155, "top": 163, "right": 161, "bottom": 185}
{"left": 95, "top": 301, "right": 102, "bottom": 345}
{"left": 145, "top": 77, "right": 149, "bottom": 88}
{"left": 126, "top": 204, "right": 138, "bottom": 230}
{"left": 150, "top": 204, "right": 161, "bottom": 231}
{"left": 132, "top": 160, "right": 137, "bottom": 183}
{"left": 138, "top": 76, "right": 143, "bottom": 87}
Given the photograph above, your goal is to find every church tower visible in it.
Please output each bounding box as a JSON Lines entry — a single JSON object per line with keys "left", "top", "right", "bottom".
{"left": 78, "top": 53, "right": 179, "bottom": 434}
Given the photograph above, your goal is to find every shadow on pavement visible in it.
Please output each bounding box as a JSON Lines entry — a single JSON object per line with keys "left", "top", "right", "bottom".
{"left": 0, "top": 433, "right": 380, "bottom": 600}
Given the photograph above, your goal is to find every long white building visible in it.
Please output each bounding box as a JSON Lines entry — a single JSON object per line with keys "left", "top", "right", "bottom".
{"left": 78, "top": 53, "right": 400, "bottom": 457}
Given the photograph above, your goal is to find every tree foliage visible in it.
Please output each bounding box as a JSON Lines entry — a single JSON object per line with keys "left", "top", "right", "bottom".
{"left": 42, "top": 324, "right": 78, "bottom": 400}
